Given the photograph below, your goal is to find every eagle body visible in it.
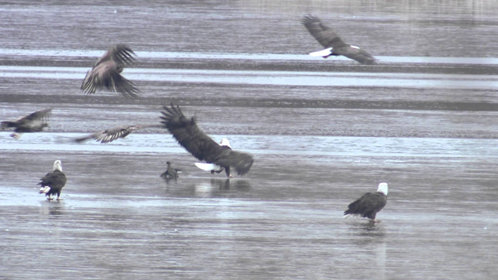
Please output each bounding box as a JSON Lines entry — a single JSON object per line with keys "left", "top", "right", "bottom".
{"left": 1, "top": 108, "right": 51, "bottom": 138}
{"left": 81, "top": 44, "right": 139, "bottom": 98}
{"left": 302, "top": 15, "right": 376, "bottom": 65}
{"left": 344, "top": 183, "right": 388, "bottom": 221}
{"left": 39, "top": 160, "right": 67, "bottom": 200}
{"left": 160, "top": 104, "right": 253, "bottom": 177}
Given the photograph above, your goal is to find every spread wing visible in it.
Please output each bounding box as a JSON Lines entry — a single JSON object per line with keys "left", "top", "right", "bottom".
{"left": 81, "top": 67, "right": 139, "bottom": 98}
{"left": 335, "top": 46, "right": 377, "bottom": 65}
{"left": 160, "top": 104, "right": 253, "bottom": 175}
{"left": 81, "top": 44, "right": 139, "bottom": 98}
{"left": 74, "top": 124, "right": 160, "bottom": 143}
{"left": 1, "top": 108, "right": 51, "bottom": 131}
{"left": 302, "top": 15, "right": 346, "bottom": 48}
{"left": 302, "top": 15, "right": 376, "bottom": 65}
{"left": 94, "top": 44, "right": 136, "bottom": 67}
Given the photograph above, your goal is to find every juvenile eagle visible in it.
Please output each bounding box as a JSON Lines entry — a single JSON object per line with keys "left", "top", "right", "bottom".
{"left": 1, "top": 108, "right": 51, "bottom": 139}
{"left": 81, "top": 44, "right": 139, "bottom": 98}
{"left": 302, "top": 15, "right": 377, "bottom": 65}
{"left": 160, "top": 104, "right": 253, "bottom": 178}
{"left": 74, "top": 124, "right": 160, "bottom": 143}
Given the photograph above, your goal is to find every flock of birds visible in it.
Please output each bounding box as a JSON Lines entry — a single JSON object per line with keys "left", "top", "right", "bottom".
{"left": 1, "top": 15, "right": 387, "bottom": 222}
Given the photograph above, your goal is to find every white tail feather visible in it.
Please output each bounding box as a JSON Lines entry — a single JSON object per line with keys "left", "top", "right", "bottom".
{"left": 309, "top": 48, "right": 333, "bottom": 57}
{"left": 39, "top": 186, "right": 51, "bottom": 194}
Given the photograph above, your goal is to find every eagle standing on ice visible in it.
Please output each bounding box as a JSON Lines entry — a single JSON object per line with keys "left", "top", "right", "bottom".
{"left": 344, "top": 183, "right": 388, "bottom": 221}
{"left": 81, "top": 44, "right": 139, "bottom": 98}
{"left": 160, "top": 104, "right": 253, "bottom": 178}
{"left": 39, "top": 160, "right": 67, "bottom": 201}
{"left": 302, "top": 15, "right": 377, "bottom": 65}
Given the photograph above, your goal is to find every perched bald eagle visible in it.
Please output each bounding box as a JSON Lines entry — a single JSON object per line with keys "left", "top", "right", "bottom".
{"left": 1, "top": 108, "right": 51, "bottom": 139}
{"left": 39, "top": 160, "right": 67, "bottom": 201}
{"left": 160, "top": 104, "right": 254, "bottom": 178}
{"left": 344, "top": 183, "right": 388, "bottom": 221}
{"left": 302, "top": 15, "right": 377, "bottom": 65}
{"left": 73, "top": 124, "right": 160, "bottom": 143}
{"left": 160, "top": 161, "right": 181, "bottom": 182}
{"left": 81, "top": 44, "right": 139, "bottom": 98}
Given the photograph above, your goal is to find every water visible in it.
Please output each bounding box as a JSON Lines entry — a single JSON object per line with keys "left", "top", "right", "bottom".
{"left": 1, "top": 1, "right": 498, "bottom": 279}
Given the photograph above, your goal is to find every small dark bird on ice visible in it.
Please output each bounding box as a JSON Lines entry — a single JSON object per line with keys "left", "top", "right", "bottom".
{"left": 39, "top": 160, "right": 67, "bottom": 201}
{"left": 344, "top": 183, "right": 388, "bottom": 222}
{"left": 302, "top": 15, "right": 377, "bottom": 65}
{"left": 160, "top": 161, "right": 181, "bottom": 182}
{"left": 1, "top": 108, "right": 52, "bottom": 139}
{"left": 81, "top": 44, "right": 139, "bottom": 98}
{"left": 160, "top": 103, "right": 254, "bottom": 178}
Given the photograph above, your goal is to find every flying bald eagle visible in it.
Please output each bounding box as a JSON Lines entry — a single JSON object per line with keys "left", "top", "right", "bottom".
{"left": 302, "top": 15, "right": 377, "bottom": 65}
{"left": 161, "top": 104, "right": 254, "bottom": 178}
{"left": 1, "top": 108, "right": 51, "bottom": 139}
{"left": 344, "top": 183, "right": 388, "bottom": 221}
{"left": 74, "top": 124, "right": 161, "bottom": 143}
{"left": 81, "top": 44, "right": 139, "bottom": 98}
{"left": 39, "top": 160, "right": 67, "bottom": 201}
{"left": 160, "top": 161, "right": 181, "bottom": 182}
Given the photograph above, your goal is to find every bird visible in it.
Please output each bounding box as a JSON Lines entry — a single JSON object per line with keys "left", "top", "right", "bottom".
{"left": 80, "top": 44, "right": 139, "bottom": 98}
{"left": 302, "top": 15, "right": 377, "bottom": 65}
{"left": 39, "top": 160, "right": 67, "bottom": 201}
{"left": 1, "top": 108, "right": 52, "bottom": 139}
{"left": 160, "top": 161, "right": 181, "bottom": 182}
{"left": 73, "top": 124, "right": 161, "bottom": 143}
{"left": 344, "top": 183, "right": 388, "bottom": 222}
{"left": 160, "top": 103, "right": 254, "bottom": 178}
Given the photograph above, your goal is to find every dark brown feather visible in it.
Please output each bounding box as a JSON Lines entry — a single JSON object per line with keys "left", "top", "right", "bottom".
{"left": 74, "top": 124, "right": 160, "bottom": 143}
{"left": 302, "top": 15, "right": 377, "bottom": 65}
{"left": 1, "top": 108, "right": 51, "bottom": 133}
{"left": 81, "top": 44, "right": 139, "bottom": 98}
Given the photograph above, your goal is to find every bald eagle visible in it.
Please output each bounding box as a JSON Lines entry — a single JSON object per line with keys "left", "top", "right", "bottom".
{"left": 81, "top": 44, "right": 139, "bottom": 98}
{"left": 39, "top": 160, "right": 67, "bottom": 201}
{"left": 1, "top": 108, "right": 51, "bottom": 139}
{"left": 160, "top": 161, "right": 181, "bottom": 182}
{"left": 344, "top": 183, "right": 388, "bottom": 221}
{"left": 73, "top": 124, "right": 161, "bottom": 143}
{"left": 160, "top": 104, "right": 254, "bottom": 178}
{"left": 302, "top": 15, "right": 377, "bottom": 65}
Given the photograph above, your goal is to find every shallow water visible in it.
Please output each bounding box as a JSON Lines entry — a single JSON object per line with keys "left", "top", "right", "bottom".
{"left": 1, "top": 1, "right": 498, "bottom": 279}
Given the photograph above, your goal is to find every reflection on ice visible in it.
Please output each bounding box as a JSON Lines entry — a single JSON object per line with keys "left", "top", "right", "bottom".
{"left": 193, "top": 179, "right": 251, "bottom": 198}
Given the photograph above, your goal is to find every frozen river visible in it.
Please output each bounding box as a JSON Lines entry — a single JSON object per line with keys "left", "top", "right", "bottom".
{"left": 1, "top": 1, "right": 498, "bottom": 279}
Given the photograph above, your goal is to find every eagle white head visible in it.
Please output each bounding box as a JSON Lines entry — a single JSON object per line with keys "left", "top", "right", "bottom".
{"left": 377, "top": 182, "right": 388, "bottom": 195}
{"left": 53, "top": 160, "right": 62, "bottom": 172}
{"left": 219, "top": 138, "right": 231, "bottom": 148}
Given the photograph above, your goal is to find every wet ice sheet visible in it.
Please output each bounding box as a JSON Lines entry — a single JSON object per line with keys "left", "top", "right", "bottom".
{"left": 1, "top": 0, "right": 498, "bottom": 279}
{"left": 1, "top": 148, "right": 498, "bottom": 280}
{"left": 1, "top": 132, "right": 498, "bottom": 159}
{"left": 1, "top": 65, "right": 497, "bottom": 90}
{"left": 2, "top": 48, "right": 498, "bottom": 65}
